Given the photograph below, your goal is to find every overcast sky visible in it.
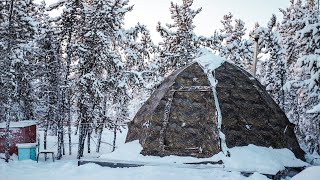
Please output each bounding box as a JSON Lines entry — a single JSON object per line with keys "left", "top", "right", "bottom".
{"left": 43, "top": 0, "right": 291, "bottom": 42}
{"left": 124, "top": 0, "right": 290, "bottom": 42}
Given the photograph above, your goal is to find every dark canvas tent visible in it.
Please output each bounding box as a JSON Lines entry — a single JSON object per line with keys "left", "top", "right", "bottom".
{"left": 126, "top": 53, "right": 305, "bottom": 160}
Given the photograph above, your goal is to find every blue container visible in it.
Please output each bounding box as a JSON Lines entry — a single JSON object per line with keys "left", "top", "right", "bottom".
{"left": 16, "top": 143, "right": 37, "bottom": 161}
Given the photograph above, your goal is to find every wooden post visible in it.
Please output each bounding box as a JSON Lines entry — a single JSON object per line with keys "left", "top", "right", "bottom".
{"left": 252, "top": 34, "right": 259, "bottom": 77}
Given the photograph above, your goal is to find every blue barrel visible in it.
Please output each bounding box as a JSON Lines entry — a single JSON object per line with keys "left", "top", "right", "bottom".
{"left": 16, "top": 143, "right": 37, "bottom": 161}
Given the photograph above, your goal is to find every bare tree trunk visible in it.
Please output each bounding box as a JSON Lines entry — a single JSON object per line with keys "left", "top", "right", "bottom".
{"left": 74, "top": 120, "right": 79, "bottom": 135}
{"left": 44, "top": 120, "right": 48, "bottom": 150}
{"left": 87, "top": 128, "right": 91, "bottom": 153}
{"left": 62, "top": 130, "right": 65, "bottom": 155}
{"left": 4, "top": 0, "right": 14, "bottom": 163}
{"left": 96, "top": 126, "right": 103, "bottom": 153}
{"left": 77, "top": 121, "right": 88, "bottom": 159}
{"left": 67, "top": 88, "right": 72, "bottom": 155}
{"left": 5, "top": 111, "right": 11, "bottom": 163}
{"left": 96, "top": 98, "right": 106, "bottom": 153}
{"left": 112, "top": 124, "right": 117, "bottom": 152}
{"left": 56, "top": 120, "right": 63, "bottom": 160}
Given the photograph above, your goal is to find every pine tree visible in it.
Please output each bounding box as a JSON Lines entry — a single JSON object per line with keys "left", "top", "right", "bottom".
{"left": 0, "top": 0, "right": 39, "bottom": 162}
{"left": 34, "top": 2, "right": 64, "bottom": 152}
{"left": 157, "top": 0, "right": 201, "bottom": 74}
{"left": 291, "top": 0, "right": 320, "bottom": 154}
{"left": 278, "top": 0, "right": 305, "bottom": 66}
{"left": 261, "top": 15, "right": 287, "bottom": 108}
{"left": 75, "top": 0, "right": 142, "bottom": 158}
{"left": 279, "top": 0, "right": 320, "bottom": 154}
{"left": 47, "top": 0, "right": 88, "bottom": 159}
{"left": 200, "top": 30, "right": 223, "bottom": 55}
{"left": 219, "top": 13, "right": 253, "bottom": 70}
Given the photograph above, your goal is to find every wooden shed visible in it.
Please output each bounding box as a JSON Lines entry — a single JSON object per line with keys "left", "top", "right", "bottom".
{"left": 0, "top": 120, "right": 37, "bottom": 155}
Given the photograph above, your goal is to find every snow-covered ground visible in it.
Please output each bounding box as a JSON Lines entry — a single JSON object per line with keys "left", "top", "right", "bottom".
{"left": 1, "top": 51, "right": 319, "bottom": 179}
{"left": 1, "top": 157, "right": 273, "bottom": 180}
{"left": 0, "top": 128, "right": 264, "bottom": 180}
{"left": 0, "top": 127, "right": 316, "bottom": 180}
{"left": 291, "top": 166, "right": 320, "bottom": 180}
{"left": 98, "top": 140, "right": 307, "bottom": 175}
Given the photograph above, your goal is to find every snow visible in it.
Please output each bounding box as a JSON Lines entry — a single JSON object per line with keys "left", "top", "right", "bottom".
{"left": 1, "top": 127, "right": 310, "bottom": 180}
{"left": 247, "top": 173, "right": 270, "bottom": 180}
{"left": 16, "top": 143, "right": 37, "bottom": 148}
{"left": 99, "top": 136, "right": 307, "bottom": 175}
{"left": 307, "top": 103, "right": 320, "bottom": 114}
{"left": 0, "top": 120, "right": 37, "bottom": 128}
{"left": 0, "top": 50, "right": 313, "bottom": 180}
{"left": 222, "top": 145, "right": 307, "bottom": 175}
{"left": 291, "top": 166, "right": 320, "bottom": 180}
{"left": 0, "top": 158, "right": 262, "bottom": 180}
{"left": 0, "top": 125, "right": 307, "bottom": 180}
{"left": 195, "top": 48, "right": 225, "bottom": 71}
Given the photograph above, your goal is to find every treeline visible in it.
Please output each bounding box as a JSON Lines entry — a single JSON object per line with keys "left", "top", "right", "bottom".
{"left": 0, "top": 0, "right": 319, "bottom": 163}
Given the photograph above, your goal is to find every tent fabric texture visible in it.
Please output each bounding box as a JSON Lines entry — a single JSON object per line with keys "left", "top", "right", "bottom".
{"left": 126, "top": 55, "right": 305, "bottom": 160}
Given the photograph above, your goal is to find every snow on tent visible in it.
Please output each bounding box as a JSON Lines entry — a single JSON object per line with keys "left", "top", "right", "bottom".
{"left": 125, "top": 51, "right": 305, "bottom": 160}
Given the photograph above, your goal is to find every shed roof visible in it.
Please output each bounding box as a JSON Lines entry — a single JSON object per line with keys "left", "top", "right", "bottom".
{"left": 16, "top": 143, "right": 37, "bottom": 148}
{"left": 0, "top": 120, "right": 37, "bottom": 128}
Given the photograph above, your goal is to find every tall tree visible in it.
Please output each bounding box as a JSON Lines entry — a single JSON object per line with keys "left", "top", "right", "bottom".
{"left": 0, "top": 0, "right": 39, "bottom": 162}
{"left": 34, "top": 2, "right": 64, "bottom": 152}
{"left": 279, "top": 0, "right": 320, "bottom": 154}
{"left": 75, "top": 0, "right": 146, "bottom": 158}
{"left": 218, "top": 13, "right": 253, "bottom": 70}
{"left": 259, "top": 14, "right": 286, "bottom": 108}
{"left": 157, "top": 0, "right": 202, "bottom": 74}
{"left": 291, "top": 0, "right": 320, "bottom": 154}
{"left": 47, "top": 0, "right": 87, "bottom": 158}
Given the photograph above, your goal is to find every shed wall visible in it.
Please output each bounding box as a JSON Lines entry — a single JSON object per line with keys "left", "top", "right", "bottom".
{"left": 0, "top": 125, "right": 36, "bottom": 155}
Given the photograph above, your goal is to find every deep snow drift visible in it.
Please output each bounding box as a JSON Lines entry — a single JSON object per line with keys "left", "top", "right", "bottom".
{"left": 99, "top": 140, "right": 307, "bottom": 175}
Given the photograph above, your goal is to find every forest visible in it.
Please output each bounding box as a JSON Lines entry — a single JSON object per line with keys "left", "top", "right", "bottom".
{"left": 0, "top": 0, "right": 319, "bottom": 165}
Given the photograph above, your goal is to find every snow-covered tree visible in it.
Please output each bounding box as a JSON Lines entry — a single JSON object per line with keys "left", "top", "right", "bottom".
{"left": 200, "top": 30, "right": 222, "bottom": 55}
{"left": 279, "top": 0, "right": 320, "bottom": 154}
{"left": 47, "top": 0, "right": 89, "bottom": 159}
{"left": 75, "top": 0, "right": 155, "bottom": 158}
{"left": 218, "top": 13, "right": 253, "bottom": 70}
{"left": 290, "top": 0, "right": 320, "bottom": 154}
{"left": 157, "top": 0, "right": 201, "bottom": 74}
{"left": 278, "top": 0, "right": 306, "bottom": 66}
{"left": 34, "top": 2, "right": 64, "bottom": 152}
{"left": 0, "top": 0, "right": 39, "bottom": 162}
{"left": 257, "top": 15, "right": 287, "bottom": 108}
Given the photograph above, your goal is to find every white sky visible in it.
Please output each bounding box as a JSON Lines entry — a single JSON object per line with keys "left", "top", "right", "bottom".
{"left": 43, "top": 0, "right": 291, "bottom": 42}
{"left": 124, "top": 0, "right": 290, "bottom": 42}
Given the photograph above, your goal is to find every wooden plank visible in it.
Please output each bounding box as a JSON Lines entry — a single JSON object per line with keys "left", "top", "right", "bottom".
{"left": 78, "top": 158, "right": 305, "bottom": 179}
{"left": 185, "top": 160, "right": 223, "bottom": 165}
{"left": 78, "top": 160, "right": 144, "bottom": 168}
{"left": 170, "top": 86, "right": 211, "bottom": 92}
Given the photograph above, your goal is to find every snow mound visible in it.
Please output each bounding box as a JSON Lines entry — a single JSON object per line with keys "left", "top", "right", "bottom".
{"left": 291, "top": 166, "right": 320, "bottom": 180}
{"left": 247, "top": 173, "right": 270, "bottom": 180}
{"left": 99, "top": 141, "right": 307, "bottom": 175}
{"left": 195, "top": 49, "right": 225, "bottom": 72}
{"left": 223, "top": 144, "right": 307, "bottom": 175}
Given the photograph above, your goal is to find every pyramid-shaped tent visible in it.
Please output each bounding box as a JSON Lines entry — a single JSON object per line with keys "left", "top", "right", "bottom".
{"left": 126, "top": 52, "right": 305, "bottom": 160}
